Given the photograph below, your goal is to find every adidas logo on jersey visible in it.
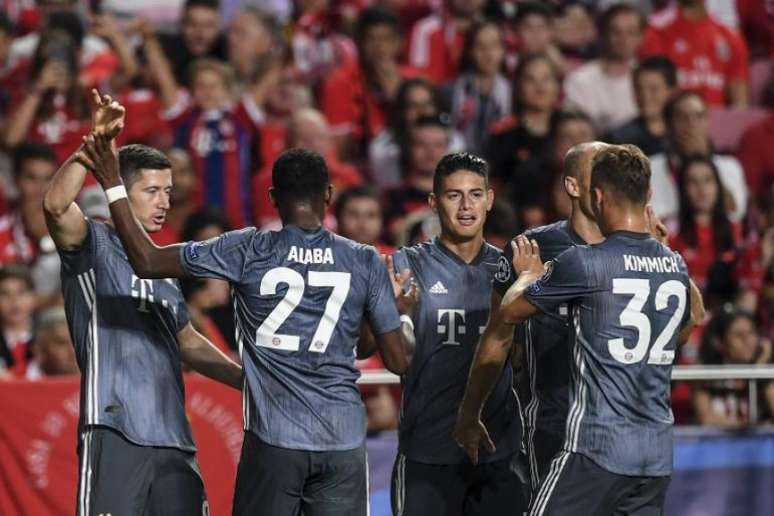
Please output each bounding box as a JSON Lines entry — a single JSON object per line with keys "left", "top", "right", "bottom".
{"left": 429, "top": 281, "right": 448, "bottom": 294}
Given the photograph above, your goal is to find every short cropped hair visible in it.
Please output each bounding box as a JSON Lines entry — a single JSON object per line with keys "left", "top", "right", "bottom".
{"left": 634, "top": 56, "right": 677, "bottom": 88}
{"left": 13, "top": 142, "right": 57, "bottom": 178}
{"left": 118, "top": 144, "right": 172, "bottom": 187}
{"left": 433, "top": 152, "right": 489, "bottom": 194}
{"left": 334, "top": 186, "right": 381, "bottom": 221}
{"left": 272, "top": 148, "right": 330, "bottom": 203}
{"left": 590, "top": 144, "right": 651, "bottom": 205}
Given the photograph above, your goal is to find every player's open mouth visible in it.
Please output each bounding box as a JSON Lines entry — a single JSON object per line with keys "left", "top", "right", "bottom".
{"left": 153, "top": 215, "right": 166, "bottom": 224}
{"left": 457, "top": 215, "right": 476, "bottom": 226}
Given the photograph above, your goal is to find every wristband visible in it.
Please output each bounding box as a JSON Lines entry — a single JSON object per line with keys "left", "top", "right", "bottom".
{"left": 105, "top": 185, "right": 127, "bottom": 204}
{"left": 399, "top": 314, "right": 414, "bottom": 332}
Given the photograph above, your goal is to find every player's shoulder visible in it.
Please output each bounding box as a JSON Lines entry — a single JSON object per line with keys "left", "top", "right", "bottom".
{"left": 396, "top": 239, "right": 435, "bottom": 260}
{"left": 525, "top": 220, "right": 572, "bottom": 244}
{"left": 481, "top": 241, "right": 502, "bottom": 260}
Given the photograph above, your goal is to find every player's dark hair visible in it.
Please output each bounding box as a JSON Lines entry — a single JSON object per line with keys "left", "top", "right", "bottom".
{"left": 334, "top": 186, "right": 381, "bottom": 222}
{"left": 13, "top": 142, "right": 58, "bottom": 178}
{"left": 0, "top": 264, "right": 35, "bottom": 291}
{"left": 355, "top": 5, "right": 401, "bottom": 44}
{"left": 664, "top": 90, "right": 705, "bottom": 127}
{"left": 118, "top": 144, "right": 172, "bottom": 187}
{"left": 590, "top": 144, "right": 651, "bottom": 205}
{"left": 634, "top": 56, "right": 677, "bottom": 88}
{"left": 597, "top": 3, "right": 645, "bottom": 39}
{"left": 184, "top": 0, "right": 219, "bottom": 12}
{"left": 676, "top": 155, "right": 735, "bottom": 253}
{"left": 514, "top": 1, "right": 554, "bottom": 25}
{"left": 433, "top": 152, "right": 489, "bottom": 194}
{"left": 272, "top": 148, "right": 330, "bottom": 204}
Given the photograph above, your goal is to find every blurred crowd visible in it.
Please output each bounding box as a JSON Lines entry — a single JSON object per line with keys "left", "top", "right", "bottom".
{"left": 0, "top": 0, "right": 772, "bottom": 428}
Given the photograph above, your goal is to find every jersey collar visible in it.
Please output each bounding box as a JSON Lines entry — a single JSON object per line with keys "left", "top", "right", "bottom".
{"left": 608, "top": 230, "right": 651, "bottom": 240}
{"left": 433, "top": 237, "right": 489, "bottom": 266}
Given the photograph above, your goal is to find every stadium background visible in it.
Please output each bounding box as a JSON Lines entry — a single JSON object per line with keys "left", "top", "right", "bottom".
{"left": 0, "top": 0, "right": 772, "bottom": 514}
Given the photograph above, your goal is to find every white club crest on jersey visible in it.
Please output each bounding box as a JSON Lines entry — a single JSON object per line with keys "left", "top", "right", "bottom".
{"left": 429, "top": 281, "right": 448, "bottom": 294}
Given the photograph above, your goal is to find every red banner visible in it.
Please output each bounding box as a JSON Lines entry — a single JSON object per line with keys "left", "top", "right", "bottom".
{"left": 0, "top": 375, "right": 244, "bottom": 516}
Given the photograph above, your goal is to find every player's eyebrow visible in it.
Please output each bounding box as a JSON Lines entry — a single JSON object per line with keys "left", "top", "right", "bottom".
{"left": 444, "top": 188, "right": 485, "bottom": 194}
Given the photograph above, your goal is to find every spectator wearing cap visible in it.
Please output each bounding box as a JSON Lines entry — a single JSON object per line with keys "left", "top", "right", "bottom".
{"left": 383, "top": 115, "right": 450, "bottom": 241}
{"left": 446, "top": 20, "right": 511, "bottom": 156}
{"left": 27, "top": 307, "right": 79, "bottom": 379}
{"left": 0, "top": 265, "right": 36, "bottom": 378}
{"left": 564, "top": 3, "right": 644, "bottom": 133}
{"left": 649, "top": 91, "right": 748, "bottom": 225}
{"left": 641, "top": 0, "right": 749, "bottom": 107}
{"left": 253, "top": 108, "right": 362, "bottom": 228}
{"left": 694, "top": 310, "right": 773, "bottom": 427}
{"left": 485, "top": 54, "right": 560, "bottom": 192}
{"left": 406, "top": 0, "right": 486, "bottom": 84}
{"left": 159, "top": 0, "right": 227, "bottom": 86}
{"left": 321, "top": 5, "right": 419, "bottom": 160}
{"left": 369, "top": 77, "right": 465, "bottom": 191}
{"left": 605, "top": 56, "right": 678, "bottom": 156}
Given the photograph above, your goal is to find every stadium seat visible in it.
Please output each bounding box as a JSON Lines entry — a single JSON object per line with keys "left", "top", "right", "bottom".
{"left": 708, "top": 107, "right": 769, "bottom": 153}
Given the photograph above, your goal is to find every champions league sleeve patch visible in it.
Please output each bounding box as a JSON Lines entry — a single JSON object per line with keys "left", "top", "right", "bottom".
{"left": 494, "top": 255, "right": 511, "bottom": 283}
{"left": 527, "top": 261, "right": 554, "bottom": 295}
{"left": 185, "top": 242, "right": 203, "bottom": 261}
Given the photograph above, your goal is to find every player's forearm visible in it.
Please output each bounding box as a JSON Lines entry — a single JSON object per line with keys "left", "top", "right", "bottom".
{"left": 458, "top": 317, "right": 513, "bottom": 421}
{"left": 107, "top": 197, "right": 186, "bottom": 278}
{"left": 43, "top": 151, "right": 88, "bottom": 217}
{"left": 181, "top": 338, "right": 243, "bottom": 390}
{"left": 500, "top": 270, "right": 542, "bottom": 323}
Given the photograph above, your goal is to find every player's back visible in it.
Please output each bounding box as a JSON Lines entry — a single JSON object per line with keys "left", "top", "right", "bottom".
{"left": 183, "top": 225, "right": 400, "bottom": 452}
{"left": 528, "top": 231, "right": 690, "bottom": 477}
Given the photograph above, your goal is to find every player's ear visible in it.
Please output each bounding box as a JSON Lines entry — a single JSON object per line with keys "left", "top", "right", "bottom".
{"left": 486, "top": 188, "right": 494, "bottom": 211}
{"left": 268, "top": 187, "right": 278, "bottom": 208}
{"left": 428, "top": 192, "right": 437, "bottom": 213}
{"left": 324, "top": 184, "right": 333, "bottom": 206}
{"left": 646, "top": 187, "right": 652, "bottom": 202}
{"left": 564, "top": 176, "right": 579, "bottom": 199}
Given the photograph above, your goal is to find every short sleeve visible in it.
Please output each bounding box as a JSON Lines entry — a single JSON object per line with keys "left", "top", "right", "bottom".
{"left": 57, "top": 219, "right": 97, "bottom": 275}
{"left": 492, "top": 239, "right": 516, "bottom": 297}
{"left": 523, "top": 247, "right": 594, "bottom": 318}
{"left": 180, "top": 228, "right": 257, "bottom": 284}
{"left": 364, "top": 247, "right": 401, "bottom": 335}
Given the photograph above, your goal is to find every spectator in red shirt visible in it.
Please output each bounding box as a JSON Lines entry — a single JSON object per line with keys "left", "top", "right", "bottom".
{"left": 407, "top": 0, "right": 485, "bottom": 84}
{"left": 335, "top": 186, "right": 395, "bottom": 256}
{"left": 159, "top": 0, "right": 227, "bottom": 86}
{"left": 737, "top": 74, "right": 774, "bottom": 206}
{"left": 694, "top": 309, "right": 774, "bottom": 426}
{"left": 641, "top": 0, "right": 750, "bottom": 107}
{"left": 3, "top": 28, "right": 91, "bottom": 163}
{"left": 321, "top": 5, "right": 417, "bottom": 159}
{"left": 0, "top": 265, "right": 36, "bottom": 378}
{"left": 253, "top": 108, "right": 363, "bottom": 228}
{"left": 670, "top": 155, "right": 741, "bottom": 302}
{"left": 446, "top": 20, "right": 511, "bottom": 156}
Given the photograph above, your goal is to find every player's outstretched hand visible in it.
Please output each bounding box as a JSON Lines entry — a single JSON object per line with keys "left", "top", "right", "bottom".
{"left": 91, "top": 89, "right": 125, "bottom": 140}
{"left": 76, "top": 132, "right": 120, "bottom": 187}
{"left": 646, "top": 205, "right": 669, "bottom": 246}
{"left": 453, "top": 416, "right": 495, "bottom": 465}
{"left": 511, "top": 235, "right": 542, "bottom": 276}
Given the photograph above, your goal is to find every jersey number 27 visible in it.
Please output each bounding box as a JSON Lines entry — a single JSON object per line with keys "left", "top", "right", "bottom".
{"left": 255, "top": 267, "right": 351, "bottom": 353}
{"left": 609, "top": 278, "right": 687, "bottom": 365}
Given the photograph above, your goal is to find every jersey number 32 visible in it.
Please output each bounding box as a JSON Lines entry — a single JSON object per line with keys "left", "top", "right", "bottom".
{"left": 609, "top": 278, "right": 687, "bottom": 365}
{"left": 255, "top": 267, "right": 351, "bottom": 353}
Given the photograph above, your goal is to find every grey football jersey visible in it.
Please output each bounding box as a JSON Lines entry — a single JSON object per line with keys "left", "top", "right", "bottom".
{"left": 180, "top": 225, "right": 401, "bottom": 451}
{"left": 59, "top": 220, "right": 194, "bottom": 451}
{"left": 524, "top": 231, "right": 691, "bottom": 476}
{"left": 394, "top": 239, "right": 522, "bottom": 465}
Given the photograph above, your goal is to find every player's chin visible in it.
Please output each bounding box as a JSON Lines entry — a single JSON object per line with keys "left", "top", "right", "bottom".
{"left": 451, "top": 221, "right": 483, "bottom": 238}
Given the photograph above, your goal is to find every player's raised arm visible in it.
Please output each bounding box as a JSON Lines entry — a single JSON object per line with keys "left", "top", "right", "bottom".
{"left": 78, "top": 132, "right": 186, "bottom": 279}
{"left": 44, "top": 90, "right": 124, "bottom": 251}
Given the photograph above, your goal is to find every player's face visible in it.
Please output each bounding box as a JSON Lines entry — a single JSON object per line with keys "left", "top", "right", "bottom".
{"left": 338, "top": 197, "right": 383, "bottom": 246}
{"left": 518, "top": 59, "right": 559, "bottom": 112}
{"left": 192, "top": 69, "right": 229, "bottom": 111}
{"left": 0, "top": 278, "right": 35, "bottom": 328}
{"left": 182, "top": 6, "right": 221, "bottom": 56}
{"left": 471, "top": 24, "right": 505, "bottom": 77}
{"left": 431, "top": 170, "right": 493, "bottom": 241}
{"left": 605, "top": 12, "right": 643, "bottom": 61}
{"left": 722, "top": 317, "right": 759, "bottom": 364}
{"left": 684, "top": 162, "right": 719, "bottom": 215}
{"left": 128, "top": 168, "right": 173, "bottom": 233}
{"left": 634, "top": 71, "right": 673, "bottom": 119}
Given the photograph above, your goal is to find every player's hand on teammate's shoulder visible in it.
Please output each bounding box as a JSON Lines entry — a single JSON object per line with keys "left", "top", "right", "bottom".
{"left": 646, "top": 205, "right": 669, "bottom": 247}
{"left": 453, "top": 415, "right": 495, "bottom": 466}
{"left": 90, "top": 89, "right": 126, "bottom": 140}
{"left": 383, "top": 254, "right": 419, "bottom": 317}
{"left": 510, "top": 235, "right": 544, "bottom": 277}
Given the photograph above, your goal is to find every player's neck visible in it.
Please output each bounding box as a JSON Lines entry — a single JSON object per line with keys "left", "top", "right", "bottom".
{"left": 569, "top": 209, "right": 604, "bottom": 245}
{"left": 603, "top": 209, "right": 649, "bottom": 235}
{"left": 281, "top": 207, "right": 324, "bottom": 231}
{"left": 681, "top": 5, "right": 707, "bottom": 21}
{"left": 438, "top": 232, "right": 484, "bottom": 264}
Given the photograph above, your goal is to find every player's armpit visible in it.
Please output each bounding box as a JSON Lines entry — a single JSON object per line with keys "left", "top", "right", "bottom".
{"left": 374, "top": 328, "right": 410, "bottom": 375}
{"left": 356, "top": 321, "right": 378, "bottom": 360}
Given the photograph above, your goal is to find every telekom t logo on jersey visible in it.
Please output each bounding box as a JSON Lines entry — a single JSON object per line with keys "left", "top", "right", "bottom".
{"left": 437, "top": 309, "right": 486, "bottom": 345}
{"left": 131, "top": 275, "right": 178, "bottom": 316}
